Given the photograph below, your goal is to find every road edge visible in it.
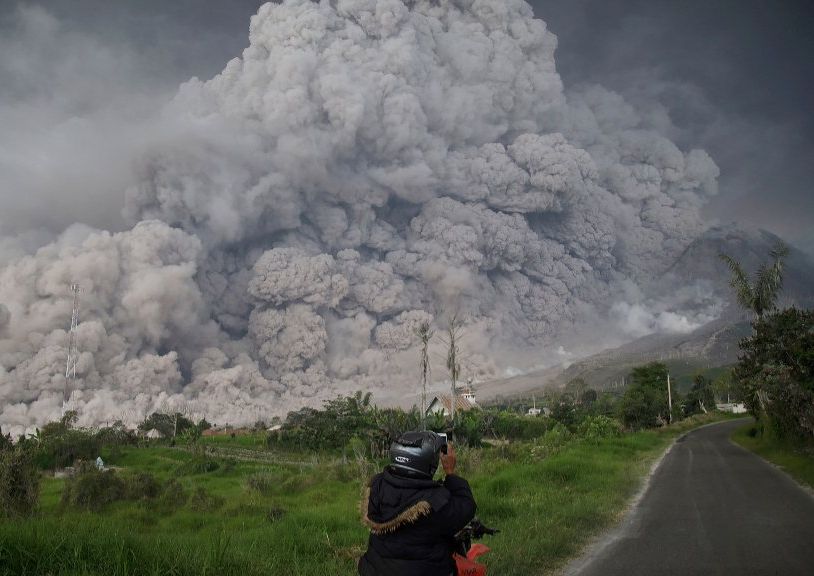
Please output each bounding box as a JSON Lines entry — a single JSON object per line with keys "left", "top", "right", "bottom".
{"left": 556, "top": 437, "right": 676, "bottom": 576}
{"left": 555, "top": 418, "right": 747, "bottom": 576}
{"left": 727, "top": 422, "right": 814, "bottom": 501}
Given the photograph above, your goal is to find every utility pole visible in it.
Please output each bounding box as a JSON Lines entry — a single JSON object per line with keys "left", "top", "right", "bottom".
{"left": 667, "top": 372, "right": 673, "bottom": 424}
{"left": 63, "top": 283, "right": 81, "bottom": 414}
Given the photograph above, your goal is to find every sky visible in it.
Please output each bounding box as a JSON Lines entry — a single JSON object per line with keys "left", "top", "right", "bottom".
{"left": 0, "top": 0, "right": 812, "bottom": 252}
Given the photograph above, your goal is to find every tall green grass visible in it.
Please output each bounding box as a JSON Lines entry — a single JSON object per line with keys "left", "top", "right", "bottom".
{"left": 731, "top": 423, "right": 814, "bottom": 490}
{"left": 0, "top": 414, "right": 726, "bottom": 576}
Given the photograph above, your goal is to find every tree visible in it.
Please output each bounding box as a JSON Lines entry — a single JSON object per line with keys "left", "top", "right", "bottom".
{"left": 712, "top": 370, "right": 738, "bottom": 403}
{"left": 734, "top": 307, "right": 814, "bottom": 439}
{"left": 566, "top": 378, "right": 588, "bottom": 398}
{"left": 720, "top": 241, "right": 813, "bottom": 435}
{"left": 33, "top": 414, "right": 102, "bottom": 470}
{"left": 551, "top": 393, "right": 577, "bottom": 430}
{"left": 719, "top": 242, "right": 789, "bottom": 320}
{"left": 442, "top": 312, "right": 464, "bottom": 424}
{"left": 684, "top": 374, "right": 715, "bottom": 416}
{"left": 618, "top": 362, "right": 670, "bottom": 429}
{"left": 416, "top": 320, "right": 434, "bottom": 430}
{"left": 579, "top": 388, "right": 598, "bottom": 408}
{"left": 138, "top": 412, "right": 193, "bottom": 439}
{"left": 592, "top": 392, "right": 620, "bottom": 417}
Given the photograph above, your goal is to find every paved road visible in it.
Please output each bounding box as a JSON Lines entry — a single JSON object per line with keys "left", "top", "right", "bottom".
{"left": 567, "top": 419, "right": 814, "bottom": 576}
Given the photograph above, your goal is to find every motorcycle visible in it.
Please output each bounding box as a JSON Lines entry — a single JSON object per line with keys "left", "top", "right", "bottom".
{"left": 453, "top": 518, "right": 499, "bottom": 576}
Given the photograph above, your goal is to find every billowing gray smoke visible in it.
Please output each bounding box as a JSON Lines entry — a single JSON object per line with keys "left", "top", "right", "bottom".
{"left": 0, "top": 0, "right": 720, "bottom": 435}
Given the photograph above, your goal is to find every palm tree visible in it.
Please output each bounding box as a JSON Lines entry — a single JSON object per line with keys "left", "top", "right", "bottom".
{"left": 720, "top": 241, "right": 789, "bottom": 417}
{"left": 444, "top": 312, "right": 464, "bottom": 425}
{"left": 719, "top": 242, "right": 789, "bottom": 320}
{"left": 416, "top": 321, "right": 434, "bottom": 430}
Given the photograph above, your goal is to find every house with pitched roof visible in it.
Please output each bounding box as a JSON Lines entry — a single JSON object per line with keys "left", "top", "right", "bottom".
{"left": 426, "top": 387, "right": 479, "bottom": 417}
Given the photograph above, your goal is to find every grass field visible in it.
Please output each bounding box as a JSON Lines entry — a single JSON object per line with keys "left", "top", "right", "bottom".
{"left": 731, "top": 423, "right": 814, "bottom": 490}
{"left": 0, "top": 414, "right": 728, "bottom": 576}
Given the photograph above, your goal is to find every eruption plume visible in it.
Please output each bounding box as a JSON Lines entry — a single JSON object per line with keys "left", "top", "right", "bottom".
{"left": 0, "top": 0, "right": 720, "bottom": 435}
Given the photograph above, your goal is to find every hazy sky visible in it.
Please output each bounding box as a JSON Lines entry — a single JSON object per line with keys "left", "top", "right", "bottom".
{"left": 1, "top": 0, "right": 812, "bottom": 252}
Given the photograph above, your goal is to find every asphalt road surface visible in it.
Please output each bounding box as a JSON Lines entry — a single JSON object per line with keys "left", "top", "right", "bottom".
{"left": 566, "top": 419, "right": 814, "bottom": 576}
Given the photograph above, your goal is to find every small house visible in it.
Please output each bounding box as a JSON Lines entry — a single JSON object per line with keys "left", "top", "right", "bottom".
{"left": 715, "top": 402, "right": 747, "bottom": 414}
{"left": 426, "top": 391, "right": 479, "bottom": 417}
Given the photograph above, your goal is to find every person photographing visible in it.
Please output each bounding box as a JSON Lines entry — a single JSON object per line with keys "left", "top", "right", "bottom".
{"left": 359, "top": 431, "right": 477, "bottom": 576}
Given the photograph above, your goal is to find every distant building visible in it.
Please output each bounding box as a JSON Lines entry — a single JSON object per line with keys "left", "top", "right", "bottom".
{"left": 426, "top": 388, "right": 479, "bottom": 417}
{"left": 716, "top": 402, "right": 747, "bottom": 414}
{"left": 527, "top": 395, "right": 550, "bottom": 417}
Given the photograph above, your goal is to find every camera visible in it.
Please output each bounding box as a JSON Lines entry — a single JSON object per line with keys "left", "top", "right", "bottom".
{"left": 435, "top": 432, "right": 448, "bottom": 454}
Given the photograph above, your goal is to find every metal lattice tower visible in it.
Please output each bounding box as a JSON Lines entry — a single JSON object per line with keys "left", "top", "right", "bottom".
{"left": 63, "top": 283, "right": 81, "bottom": 408}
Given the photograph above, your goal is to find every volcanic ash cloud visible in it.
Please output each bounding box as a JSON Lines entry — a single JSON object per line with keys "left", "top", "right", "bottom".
{"left": 0, "top": 0, "right": 720, "bottom": 435}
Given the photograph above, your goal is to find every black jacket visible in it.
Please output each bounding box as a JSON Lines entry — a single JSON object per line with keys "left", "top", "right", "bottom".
{"left": 358, "top": 469, "right": 477, "bottom": 576}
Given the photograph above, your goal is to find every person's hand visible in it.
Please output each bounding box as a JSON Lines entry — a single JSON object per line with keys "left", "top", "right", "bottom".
{"left": 441, "top": 441, "right": 457, "bottom": 476}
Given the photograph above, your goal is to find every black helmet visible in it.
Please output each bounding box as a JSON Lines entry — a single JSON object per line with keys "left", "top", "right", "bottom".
{"left": 389, "top": 431, "right": 448, "bottom": 479}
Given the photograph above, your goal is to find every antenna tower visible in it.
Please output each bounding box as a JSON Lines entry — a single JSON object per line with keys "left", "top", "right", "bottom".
{"left": 64, "top": 283, "right": 81, "bottom": 410}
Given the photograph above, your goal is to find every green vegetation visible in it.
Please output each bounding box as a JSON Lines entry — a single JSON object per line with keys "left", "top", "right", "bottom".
{"left": 682, "top": 374, "right": 716, "bottom": 416}
{"left": 618, "top": 362, "right": 679, "bottom": 429}
{"left": 732, "top": 424, "right": 814, "bottom": 490}
{"left": 720, "top": 242, "right": 813, "bottom": 442}
{"left": 0, "top": 441, "right": 39, "bottom": 518}
{"left": 720, "top": 243, "right": 813, "bottom": 492}
{"left": 0, "top": 393, "right": 730, "bottom": 576}
{"left": 719, "top": 242, "right": 788, "bottom": 320}
{"left": 733, "top": 307, "right": 814, "bottom": 440}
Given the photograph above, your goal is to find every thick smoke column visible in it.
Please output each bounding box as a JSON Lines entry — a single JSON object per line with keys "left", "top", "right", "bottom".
{"left": 0, "top": 0, "right": 719, "bottom": 435}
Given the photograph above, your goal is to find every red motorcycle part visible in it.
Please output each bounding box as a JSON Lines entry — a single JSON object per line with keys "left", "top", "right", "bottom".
{"left": 453, "top": 544, "right": 491, "bottom": 576}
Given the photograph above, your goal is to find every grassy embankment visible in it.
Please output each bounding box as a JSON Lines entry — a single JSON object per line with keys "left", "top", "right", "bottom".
{"left": 731, "top": 424, "right": 814, "bottom": 490}
{"left": 0, "top": 414, "right": 728, "bottom": 576}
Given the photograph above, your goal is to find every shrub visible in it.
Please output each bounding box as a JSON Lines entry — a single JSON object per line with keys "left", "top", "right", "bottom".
{"left": 451, "top": 412, "right": 483, "bottom": 447}
{"left": 175, "top": 456, "right": 220, "bottom": 476}
{"left": 125, "top": 472, "right": 163, "bottom": 500}
{"left": 33, "top": 428, "right": 102, "bottom": 470}
{"left": 577, "top": 415, "right": 623, "bottom": 441}
{"left": 159, "top": 478, "right": 189, "bottom": 509}
{"left": 245, "top": 473, "right": 275, "bottom": 495}
{"left": 0, "top": 445, "right": 40, "bottom": 517}
{"left": 529, "top": 423, "right": 574, "bottom": 461}
{"left": 543, "top": 423, "right": 573, "bottom": 446}
{"left": 189, "top": 487, "right": 225, "bottom": 512}
{"left": 486, "top": 411, "right": 552, "bottom": 440}
{"left": 95, "top": 422, "right": 138, "bottom": 448}
{"left": 61, "top": 462, "right": 126, "bottom": 511}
